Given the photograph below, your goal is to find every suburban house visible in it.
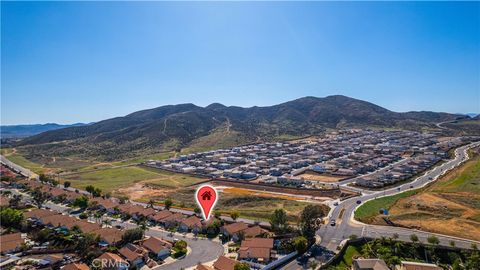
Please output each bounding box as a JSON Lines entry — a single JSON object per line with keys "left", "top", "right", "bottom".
{"left": 95, "top": 252, "right": 128, "bottom": 270}
{"left": 238, "top": 238, "right": 274, "bottom": 263}
{"left": 160, "top": 212, "right": 185, "bottom": 228}
{"left": 92, "top": 198, "right": 117, "bottom": 214}
{"left": 118, "top": 244, "right": 145, "bottom": 268}
{"left": 195, "top": 263, "right": 214, "bottom": 270}
{"left": 149, "top": 210, "right": 173, "bottom": 223}
{"left": 220, "top": 222, "right": 249, "bottom": 241}
{"left": 395, "top": 261, "right": 442, "bottom": 270}
{"left": 212, "top": 256, "right": 238, "bottom": 270}
{"left": 352, "top": 259, "right": 390, "bottom": 270}
{"left": 95, "top": 228, "right": 124, "bottom": 247}
{"left": 38, "top": 254, "right": 63, "bottom": 267}
{"left": 179, "top": 215, "right": 202, "bottom": 232}
{"left": 0, "top": 233, "right": 25, "bottom": 255}
{"left": 62, "top": 262, "right": 90, "bottom": 270}
{"left": 24, "top": 209, "right": 57, "bottom": 224}
{"left": 243, "top": 225, "right": 267, "bottom": 238}
{"left": 142, "top": 237, "right": 172, "bottom": 260}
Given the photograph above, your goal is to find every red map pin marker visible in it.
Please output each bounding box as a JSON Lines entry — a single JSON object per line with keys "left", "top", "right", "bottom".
{"left": 195, "top": 184, "right": 218, "bottom": 220}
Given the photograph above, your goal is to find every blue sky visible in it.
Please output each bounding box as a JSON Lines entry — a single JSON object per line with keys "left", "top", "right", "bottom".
{"left": 2, "top": 1, "right": 479, "bottom": 125}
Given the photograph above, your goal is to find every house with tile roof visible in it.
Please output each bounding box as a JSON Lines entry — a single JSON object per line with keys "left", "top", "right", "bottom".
{"left": 62, "top": 262, "right": 90, "bottom": 270}
{"left": 179, "top": 215, "right": 202, "bottom": 232}
{"left": 212, "top": 256, "right": 238, "bottom": 270}
{"left": 0, "top": 233, "right": 24, "bottom": 255}
{"left": 94, "top": 252, "right": 128, "bottom": 270}
{"left": 142, "top": 237, "right": 172, "bottom": 260}
{"left": 238, "top": 238, "right": 274, "bottom": 263}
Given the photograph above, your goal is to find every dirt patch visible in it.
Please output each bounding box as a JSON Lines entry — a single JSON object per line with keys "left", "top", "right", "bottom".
{"left": 116, "top": 182, "right": 169, "bottom": 201}
{"left": 300, "top": 171, "right": 348, "bottom": 182}
{"left": 220, "top": 186, "right": 323, "bottom": 201}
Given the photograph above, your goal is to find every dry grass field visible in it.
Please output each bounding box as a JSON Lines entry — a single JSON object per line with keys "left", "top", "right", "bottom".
{"left": 372, "top": 148, "right": 480, "bottom": 241}
{"left": 300, "top": 171, "right": 349, "bottom": 182}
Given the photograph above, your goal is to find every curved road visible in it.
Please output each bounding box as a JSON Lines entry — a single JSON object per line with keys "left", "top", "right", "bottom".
{"left": 319, "top": 142, "right": 480, "bottom": 251}
{"left": 0, "top": 157, "right": 225, "bottom": 270}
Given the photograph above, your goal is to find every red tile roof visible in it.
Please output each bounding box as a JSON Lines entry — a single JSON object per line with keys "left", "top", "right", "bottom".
{"left": 212, "top": 256, "right": 237, "bottom": 270}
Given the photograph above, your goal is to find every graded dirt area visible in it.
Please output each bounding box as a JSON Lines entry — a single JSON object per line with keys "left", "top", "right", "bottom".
{"left": 300, "top": 171, "right": 349, "bottom": 182}
{"left": 373, "top": 148, "right": 480, "bottom": 241}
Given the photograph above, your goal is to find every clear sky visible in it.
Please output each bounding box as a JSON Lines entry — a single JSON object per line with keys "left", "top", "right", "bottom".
{"left": 2, "top": 1, "right": 479, "bottom": 125}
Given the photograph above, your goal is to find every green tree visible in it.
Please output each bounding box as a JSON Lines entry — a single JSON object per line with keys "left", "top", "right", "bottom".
{"left": 300, "top": 205, "right": 326, "bottom": 244}
{"left": 148, "top": 199, "right": 155, "bottom": 208}
{"left": 293, "top": 236, "right": 308, "bottom": 254}
{"left": 73, "top": 196, "right": 89, "bottom": 208}
{"left": 194, "top": 206, "right": 201, "bottom": 215}
{"left": 230, "top": 211, "right": 240, "bottom": 221}
{"left": 8, "top": 195, "right": 22, "bottom": 208}
{"left": 118, "top": 195, "right": 128, "bottom": 204}
{"left": 234, "top": 262, "right": 251, "bottom": 270}
{"left": 75, "top": 233, "right": 100, "bottom": 260}
{"left": 214, "top": 210, "right": 221, "bottom": 219}
{"left": 410, "top": 234, "right": 419, "bottom": 243}
{"left": 465, "top": 250, "right": 480, "bottom": 270}
{"left": 0, "top": 208, "right": 23, "bottom": 228}
{"left": 85, "top": 185, "right": 95, "bottom": 195}
{"left": 39, "top": 174, "right": 48, "bottom": 182}
{"left": 175, "top": 240, "right": 187, "bottom": 250}
{"left": 164, "top": 198, "right": 173, "bottom": 210}
{"left": 270, "top": 209, "right": 288, "bottom": 234}
{"left": 32, "top": 187, "right": 48, "bottom": 208}
{"left": 427, "top": 235, "right": 440, "bottom": 246}
{"left": 63, "top": 181, "right": 71, "bottom": 188}
{"left": 92, "top": 188, "right": 102, "bottom": 198}
{"left": 121, "top": 228, "right": 144, "bottom": 244}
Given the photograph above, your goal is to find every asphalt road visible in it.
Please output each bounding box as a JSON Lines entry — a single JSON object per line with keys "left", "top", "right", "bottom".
{"left": 0, "top": 155, "right": 38, "bottom": 179}
{"left": 320, "top": 142, "right": 480, "bottom": 250}
{"left": 4, "top": 142, "right": 480, "bottom": 270}
{"left": 282, "top": 141, "right": 480, "bottom": 270}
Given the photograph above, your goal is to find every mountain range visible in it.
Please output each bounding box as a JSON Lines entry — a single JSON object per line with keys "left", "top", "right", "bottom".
{"left": 13, "top": 95, "right": 472, "bottom": 161}
{"left": 1, "top": 123, "right": 90, "bottom": 139}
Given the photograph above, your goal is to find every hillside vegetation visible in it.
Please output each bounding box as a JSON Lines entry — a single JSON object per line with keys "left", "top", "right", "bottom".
{"left": 13, "top": 95, "right": 468, "bottom": 162}
{"left": 358, "top": 148, "right": 480, "bottom": 241}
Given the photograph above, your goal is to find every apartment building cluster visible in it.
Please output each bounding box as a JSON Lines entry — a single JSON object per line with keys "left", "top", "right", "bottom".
{"left": 146, "top": 129, "right": 460, "bottom": 188}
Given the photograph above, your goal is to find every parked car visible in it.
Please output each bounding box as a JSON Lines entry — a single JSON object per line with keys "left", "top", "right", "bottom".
{"left": 330, "top": 219, "right": 336, "bottom": 226}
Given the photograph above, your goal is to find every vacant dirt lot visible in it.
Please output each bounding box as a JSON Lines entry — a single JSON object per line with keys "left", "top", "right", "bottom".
{"left": 300, "top": 171, "right": 349, "bottom": 182}
{"left": 373, "top": 148, "right": 480, "bottom": 241}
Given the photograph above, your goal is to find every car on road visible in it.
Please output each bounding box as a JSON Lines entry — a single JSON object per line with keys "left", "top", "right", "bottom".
{"left": 330, "top": 219, "right": 336, "bottom": 226}
{"left": 356, "top": 200, "right": 361, "bottom": 204}
{"left": 410, "top": 185, "right": 414, "bottom": 188}
{"left": 333, "top": 202, "right": 339, "bottom": 206}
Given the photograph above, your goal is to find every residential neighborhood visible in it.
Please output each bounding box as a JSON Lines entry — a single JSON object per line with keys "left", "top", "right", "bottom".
{"left": 145, "top": 130, "right": 476, "bottom": 190}
{"left": 0, "top": 166, "right": 292, "bottom": 270}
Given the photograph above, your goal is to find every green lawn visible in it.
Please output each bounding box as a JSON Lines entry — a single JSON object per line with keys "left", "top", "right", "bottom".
{"left": 433, "top": 156, "right": 480, "bottom": 193}
{"left": 354, "top": 189, "right": 418, "bottom": 222}
{"left": 4, "top": 153, "right": 45, "bottom": 174}
{"left": 328, "top": 245, "right": 361, "bottom": 269}
{"left": 62, "top": 166, "right": 206, "bottom": 193}
{"left": 62, "top": 166, "right": 161, "bottom": 192}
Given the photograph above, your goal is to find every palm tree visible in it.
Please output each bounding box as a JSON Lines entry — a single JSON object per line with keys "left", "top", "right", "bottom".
{"left": 148, "top": 199, "right": 155, "bottom": 209}
{"left": 102, "top": 218, "right": 112, "bottom": 227}
{"left": 410, "top": 234, "right": 419, "bottom": 259}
